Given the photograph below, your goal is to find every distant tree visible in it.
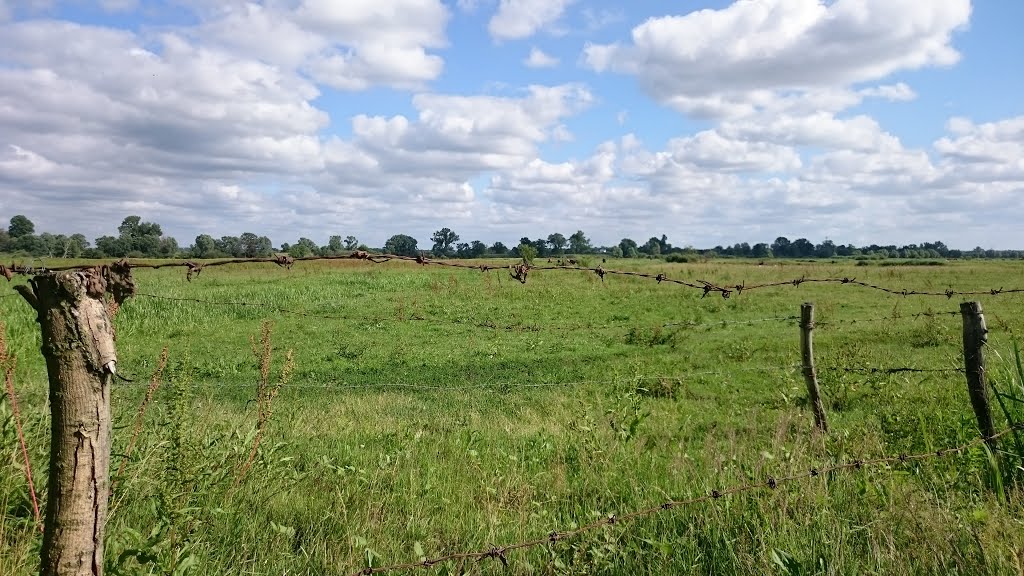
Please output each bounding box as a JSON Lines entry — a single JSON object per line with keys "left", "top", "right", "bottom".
{"left": 815, "top": 239, "right": 837, "bottom": 258}
{"left": 791, "top": 238, "right": 814, "bottom": 257}
{"left": 327, "top": 235, "right": 344, "bottom": 255}
{"left": 193, "top": 234, "right": 217, "bottom": 258}
{"left": 518, "top": 243, "right": 537, "bottom": 264}
{"left": 619, "top": 238, "right": 638, "bottom": 257}
{"left": 240, "top": 232, "right": 273, "bottom": 258}
{"left": 752, "top": 243, "right": 772, "bottom": 258}
{"left": 217, "top": 236, "right": 241, "bottom": 257}
{"left": 64, "top": 233, "right": 89, "bottom": 258}
{"left": 641, "top": 237, "right": 661, "bottom": 256}
{"left": 95, "top": 236, "right": 122, "bottom": 257}
{"left": 288, "top": 237, "right": 319, "bottom": 258}
{"left": 431, "top": 228, "right": 459, "bottom": 257}
{"left": 568, "top": 230, "right": 591, "bottom": 254}
{"left": 547, "top": 233, "right": 567, "bottom": 255}
{"left": 470, "top": 240, "right": 487, "bottom": 258}
{"left": 490, "top": 241, "right": 508, "bottom": 255}
{"left": 0, "top": 229, "right": 9, "bottom": 252}
{"left": 611, "top": 246, "right": 623, "bottom": 258}
{"left": 344, "top": 236, "right": 360, "bottom": 251}
{"left": 158, "top": 236, "right": 180, "bottom": 258}
{"left": 455, "top": 242, "right": 470, "bottom": 258}
{"left": 659, "top": 234, "right": 670, "bottom": 253}
{"left": 531, "top": 238, "right": 549, "bottom": 258}
{"left": 384, "top": 234, "right": 419, "bottom": 257}
{"left": 771, "top": 236, "right": 791, "bottom": 258}
{"left": 115, "top": 215, "right": 170, "bottom": 257}
{"left": 8, "top": 215, "right": 35, "bottom": 238}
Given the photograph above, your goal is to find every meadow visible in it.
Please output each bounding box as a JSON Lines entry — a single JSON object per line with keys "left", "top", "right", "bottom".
{"left": 2, "top": 257, "right": 1024, "bottom": 575}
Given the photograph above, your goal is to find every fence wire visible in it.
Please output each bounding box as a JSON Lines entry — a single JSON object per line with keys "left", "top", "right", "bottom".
{"left": 344, "top": 424, "right": 1022, "bottom": 576}
{"left": 3, "top": 253, "right": 1024, "bottom": 298}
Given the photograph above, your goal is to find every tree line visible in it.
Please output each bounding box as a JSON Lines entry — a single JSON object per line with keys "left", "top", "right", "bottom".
{"left": 2, "top": 214, "right": 1022, "bottom": 261}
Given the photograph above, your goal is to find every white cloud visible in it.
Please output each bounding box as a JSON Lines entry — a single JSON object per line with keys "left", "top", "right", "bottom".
{"left": 584, "top": 0, "right": 970, "bottom": 118}
{"left": 489, "top": 0, "right": 575, "bottom": 41}
{"left": 198, "top": 0, "right": 449, "bottom": 90}
{"left": 860, "top": 83, "right": 917, "bottom": 102}
{"left": 524, "top": 47, "right": 559, "bottom": 68}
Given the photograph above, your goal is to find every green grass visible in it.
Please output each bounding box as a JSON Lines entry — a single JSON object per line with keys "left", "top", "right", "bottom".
{"left": 2, "top": 257, "right": 1024, "bottom": 575}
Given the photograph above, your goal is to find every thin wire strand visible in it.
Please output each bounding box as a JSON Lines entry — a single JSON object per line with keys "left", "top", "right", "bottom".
{"left": 345, "top": 425, "right": 1022, "bottom": 575}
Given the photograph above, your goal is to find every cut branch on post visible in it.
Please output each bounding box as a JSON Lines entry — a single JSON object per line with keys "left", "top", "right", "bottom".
{"left": 800, "top": 302, "right": 829, "bottom": 433}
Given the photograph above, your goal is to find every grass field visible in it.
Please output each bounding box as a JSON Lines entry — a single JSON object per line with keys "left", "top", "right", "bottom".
{"left": 2, "top": 257, "right": 1024, "bottom": 575}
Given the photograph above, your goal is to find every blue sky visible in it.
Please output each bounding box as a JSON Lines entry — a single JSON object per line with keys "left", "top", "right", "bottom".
{"left": 0, "top": 0, "right": 1022, "bottom": 250}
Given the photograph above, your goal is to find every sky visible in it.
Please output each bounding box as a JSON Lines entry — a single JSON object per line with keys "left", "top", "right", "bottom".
{"left": 0, "top": 0, "right": 1022, "bottom": 250}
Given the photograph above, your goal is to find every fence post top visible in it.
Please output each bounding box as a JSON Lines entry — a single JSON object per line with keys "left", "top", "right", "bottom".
{"left": 959, "top": 301, "right": 983, "bottom": 314}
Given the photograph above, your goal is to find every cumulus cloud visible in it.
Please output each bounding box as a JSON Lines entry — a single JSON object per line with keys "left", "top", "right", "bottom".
{"left": 195, "top": 0, "right": 450, "bottom": 91}
{"left": 584, "top": 0, "right": 970, "bottom": 118}
{"left": 2, "top": 0, "right": 1023, "bottom": 249}
{"left": 489, "top": 0, "right": 575, "bottom": 40}
{"left": 524, "top": 47, "right": 559, "bottom": 68}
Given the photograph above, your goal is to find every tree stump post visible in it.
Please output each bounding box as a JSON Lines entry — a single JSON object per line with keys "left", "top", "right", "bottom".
{"left": 800, "top": 302, "right": 829, "bottom": 433}
{"left": 15, "top": 262, "right": 134, "bottom": 576}
{"left": 960, "top": 301, "right": 995, "bottom": 448}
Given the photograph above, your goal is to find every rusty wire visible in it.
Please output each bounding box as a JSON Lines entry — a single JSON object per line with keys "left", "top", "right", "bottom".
{"left": 3, "top": 253, "right": 1024, "bottom": 298}
{"left": 344, "top": 424, "right": 1022, "bottom": 576}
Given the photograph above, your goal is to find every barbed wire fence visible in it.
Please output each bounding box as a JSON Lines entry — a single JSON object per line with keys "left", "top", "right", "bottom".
{"left": 4, "top": 252, "right": 1024, "bottom": 298}
{"left": 2, "top": 256, "right": 1022, "bottom": 574}
{"left": 345, "top": 425, "right": 1023, "bottom": 576}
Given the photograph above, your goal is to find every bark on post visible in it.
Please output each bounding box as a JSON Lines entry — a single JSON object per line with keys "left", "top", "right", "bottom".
{"left": 960, "top": 301, "right": 996, "bottom": 448}
{"left": 800, "top": 302, "right": 829, "bottom": 433}
{"left": 14, "top": 262, "right": 134, "bottom": 576}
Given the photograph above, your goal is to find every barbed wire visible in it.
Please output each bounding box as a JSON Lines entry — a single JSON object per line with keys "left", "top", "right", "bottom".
{"left": 106, "top": 365, "right": 808, "bottom": 392}
{"left": 343, "top": 424, "right": 1022, "bottom": 576}
{"left": 820, "top": 366, "right": 965, "bottom": 375}
{"left": 132, "top": 293, "right": 971, "bottom": 339}
{"left": 3, "top": 253, "right": 1024, "bottom": 298}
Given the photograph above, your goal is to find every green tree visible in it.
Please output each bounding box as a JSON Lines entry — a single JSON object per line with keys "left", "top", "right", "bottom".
{"left": 431, "top": 228, "right": 460, "bottom": 257}
{"left": 0, "top": 229, "right": 10, "bottom": 252}
{"left": 288, "top": 238, "right": 319, "bottom": 258}
{"left": 619, "top": 238, "right": 638, "bottom": 257}
{"left": 8, "top": 215, "right": 34, "bottom": 238}
{"left": 641, "top": 237, "right": 661, "bottom": 256}
{"left": 327, "top": 235, "right": 343, "bottom": 255}
{"left": 470, "top": 240, "right": 487, "bottom": 258}
{"left": 95, "top": 236, "right": 123, "bottom": 257}
{"left": 547, "top": 233, "right": 567, "bottom": 255}
{"left": 568, "top": 230, "right": 591, "bottom": 254}
{"left": 490, "top": 241, "right": 508, "bottom": 255}
{"left": 518, "top": 243, "right": 537, "bottom": 264}
{"left": 192, "top": 234, "right": 217, "bottom": 258}
{"left": 240, "top": 232, "right": 273, "bottom": 258}
{"left": 455, "top": 242, "right": 470, "bottom": 258}
{"left": 115, "top": 215, "right": 169, "bottom": 257}
{"left": 771, "top": 237, "right": 791, "bottom": 258}
{"left": 385, "top": 234, "right": 419, "bottom": 257}
{"left": 344, "top": 236, "right": 360, "bottom": 251}
{"left": 531, "top": 238, "right": 548, "bottom": 258}
{"left": 752, "top": 243, "right": 772, "bottom": 258}
{"left": 217, "top": 236, "right": 241, "bottom": 257}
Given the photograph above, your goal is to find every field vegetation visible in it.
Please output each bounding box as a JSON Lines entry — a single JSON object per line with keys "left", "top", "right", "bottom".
{"left": 2, "top": 257, "right": 1024, "bottom": 575}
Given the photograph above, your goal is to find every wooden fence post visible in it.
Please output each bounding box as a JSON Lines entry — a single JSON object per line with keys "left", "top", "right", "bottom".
{"left": 800, "top": 302, "right": 829, "bottom": 433}
{"left": 960, "top": 301, "right": 996, "bottom": 448}
{"left": 14, "top": 263, "right": 134, "bottom": 576}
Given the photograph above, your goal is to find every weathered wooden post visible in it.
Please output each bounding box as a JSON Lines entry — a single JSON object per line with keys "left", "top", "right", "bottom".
{"left": 800, "top": 302, "right": 829, "bottom": 433}
{"left": 960, "top": 301, "right": 995, "bottom": 447}
{"left": 14, "top": 262, "right": 134, "bottom": 576}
